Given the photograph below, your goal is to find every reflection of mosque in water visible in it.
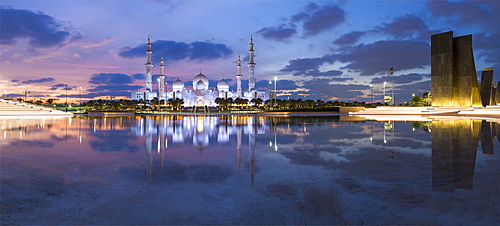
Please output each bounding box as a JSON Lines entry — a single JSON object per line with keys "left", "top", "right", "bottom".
{"left": 62, "top": 115, "right": 497, "bottom": 190}
{"left": 131, "top": 115, "right": 268, "bottom": 187}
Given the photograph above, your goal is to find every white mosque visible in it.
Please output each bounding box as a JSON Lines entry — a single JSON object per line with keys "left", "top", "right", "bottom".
{"left": 131, "top": 36, "right": 269, "bottom": 107}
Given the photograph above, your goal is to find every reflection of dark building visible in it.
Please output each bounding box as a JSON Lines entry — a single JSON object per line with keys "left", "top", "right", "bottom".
{"left": 432, "top": 120, "right": 495, "bottom": 192}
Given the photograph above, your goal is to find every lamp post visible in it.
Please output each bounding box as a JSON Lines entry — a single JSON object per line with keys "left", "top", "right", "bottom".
{"left": 79, "top": 86, "right": 82, "bottom": 106}
{"left": 23, "top": 90, "right": 30, "bottom": 102}
{"left": 369, "top": 84, "right": 373, "bottom": 105}
{"left": 274, "top": 76, "right": 277, "bottom": 108}
{"left": 383, "top": 82, "right": 386, "bottom": 105}
{"left": 65, "top": 84, "right": 68, "bottom": 112}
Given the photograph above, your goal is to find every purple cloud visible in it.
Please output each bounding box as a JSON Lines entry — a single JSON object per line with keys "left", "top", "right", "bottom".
{"left": 293, "top": 69, "right": 343, "bottom": 77}
{"left": 376, "top": 14, "right": 437, "bottom": 41}
{"left": 333, "top": 31, "right": 365, "bottom": 46}
{"left": 89, "top": 73, "right": 134, "bottom": 85}
{"left": 87, "top": 84, "right": 143, "bottom": 92}
{"left": 371, "top": 73, "right": 430, "bottom": 84}
{"left": 257, "top": 24, "right": 297, "bottom": 42}
{"left": 258, "top": 3, "right": 346, "bottom": 42}
{"left": 281, "top": 57, "right": 327, "bottom": 73}
{"left": 21, "top": 77, "right": 55, "bottom": 84}
{"left": 338, "top": 40, "right": 430, "bottom": 75}
{"left": 10, "top": 77, "right": 55, "bottom": 85}
{"left": 50, "top": 83, "right": 75, "bottom": 90}
{"left": 118, "top": 40, "right": 232, "bottom": 62}
{"left": 0, "top": 8, "right": 76, "bottom": 48}
{"left": 302, "top": 5, "right": 346, "bottom": 37}
{"left": 132, "top": 73, "right": 145, "bottom": 80}
{"left": 427, "top": 0, "right": 497, "bottom": 28}
{"left": 190, "top": 41, "right": 233, "bottom": 60}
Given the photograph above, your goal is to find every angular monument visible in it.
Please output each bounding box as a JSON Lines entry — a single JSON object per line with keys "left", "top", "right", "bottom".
{"left": 431, "top": 31, "right": 482, "bottom": 107}
{"left": 480, "top": 68, "right": 496, "bottom": 106}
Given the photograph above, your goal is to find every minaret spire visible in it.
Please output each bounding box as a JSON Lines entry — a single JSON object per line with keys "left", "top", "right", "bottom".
{"left": 236, "top": 54, "right": 242, "bottom": 97}
{"left": 159, "top": 56, "right": 166, "bottom": 100}
{"left": 247, "top": 36, "right": 256, "bottom": 91}
{"left": 145, "top": 36, "right": 154, "bottom": 94}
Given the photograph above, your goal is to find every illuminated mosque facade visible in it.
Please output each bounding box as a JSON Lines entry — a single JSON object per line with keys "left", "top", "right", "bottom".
{"left": 131, "top": 37, "right": 269, "bottom": 107}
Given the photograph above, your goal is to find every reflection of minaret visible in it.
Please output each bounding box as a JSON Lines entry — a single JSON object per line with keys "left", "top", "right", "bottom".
{"left": 236, "top": 55, "right": 243, "bottom": 97}
{"left": 432, "top": 120, "right": 480, "bottom": 192}
{"left": 247, "top": 36, "right": 256, "bottom": 91}
{"left": 237, "top": 126, "right": 242, "bottom": 171}
{"left": 145, "top": 36, "right": 154, "bottom": 93}
{"left": 159, "top": 56, "right": 166, "bottom": 100}
{"left": 248, "top": 117, "right": 256, "bottom": 188}
{"left": 145, "top": 118, "right": 153, "bottom": 188}
{"left": 159, "top": 122, "right": 165, "bottom": 170}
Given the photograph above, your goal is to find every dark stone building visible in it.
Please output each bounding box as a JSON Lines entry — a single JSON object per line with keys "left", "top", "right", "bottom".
{"left": 480, "top": 68, "right": 495, "bottom": 106}
{"left": 431, "top": 31, "right": 482, "bottom": 107}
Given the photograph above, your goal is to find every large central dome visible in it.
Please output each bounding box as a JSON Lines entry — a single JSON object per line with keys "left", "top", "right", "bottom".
{"left": 193, "top": 73, "right": 209, "bottom": 90}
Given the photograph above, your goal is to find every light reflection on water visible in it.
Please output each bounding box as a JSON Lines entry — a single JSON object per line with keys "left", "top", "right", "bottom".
{"left": 1, "top": 115, "right": 499, "bottom": 225}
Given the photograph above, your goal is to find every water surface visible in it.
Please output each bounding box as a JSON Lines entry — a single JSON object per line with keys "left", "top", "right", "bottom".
{"left": 1, "top": 115, "right": 499, "bottom": 225}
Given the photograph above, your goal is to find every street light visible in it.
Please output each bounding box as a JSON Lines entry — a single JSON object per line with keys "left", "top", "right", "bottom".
{"left": 65, "top": 84, "right": 68, "bottom": 112}
{"left": 79, "top": 86, "right": 82, "bottom": 106}
{"left": 383, "top": 82, "right": 386, "bottom": 104}
{"left": 369, "top": 84, "right": 373, "bottom": 104}
{"left": 22, "top": 90, "right": 30, "bottom": 102}
{"left": 274, "top": 76, "right": 277, "bottom": 107}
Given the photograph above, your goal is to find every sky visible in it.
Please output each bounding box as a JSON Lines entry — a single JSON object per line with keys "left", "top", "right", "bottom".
{"left": 1, "top": 0, "right": 499, "bottom": 104}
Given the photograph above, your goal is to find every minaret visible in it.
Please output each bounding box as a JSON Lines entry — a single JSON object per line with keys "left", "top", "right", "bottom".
{"left": 236, "top": 55, "right": 243, "bottom": 97}
{"left": 247, "top": 36, "right": 256, "bottom": 91}
{"left": 159, "top": 56, "right": 166, "bottom": 100}
{"left": 145, "top": 36, "right": 154, "bottom": 94}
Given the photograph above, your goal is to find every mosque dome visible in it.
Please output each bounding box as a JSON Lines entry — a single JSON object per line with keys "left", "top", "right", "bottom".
{"left": 217, "top": 79, "right": 229, "bottom": 91}
{"left": 173, "top": 79, "right": 184, "bottom": 91}
{"left": 196, "top": 80, "right": 205, "bottom": 90}
{"left": 193, "top": 73, "right": 209, "bottom": 90}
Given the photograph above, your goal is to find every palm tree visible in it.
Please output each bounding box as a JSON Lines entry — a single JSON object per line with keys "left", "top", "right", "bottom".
{"left": 215, "top": 98, "right": 226, "bottom": 111}
{"left": 167, "top": 98, "right": 184, "bottom": 111}
{"left": 251, "top": 98, "right": 263, "bottom": 107}
{"left": 316, "top": 99, "right": 325, "bottom": 108}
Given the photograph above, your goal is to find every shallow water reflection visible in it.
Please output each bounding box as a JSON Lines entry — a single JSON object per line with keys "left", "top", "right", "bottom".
{"left": 1, "top": 115, "right": 499, "bottom": 225}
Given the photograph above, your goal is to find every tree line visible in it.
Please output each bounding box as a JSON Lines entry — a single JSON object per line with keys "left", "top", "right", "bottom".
{"left": 16, "top": 94, "right": 431, "bottom": 112}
